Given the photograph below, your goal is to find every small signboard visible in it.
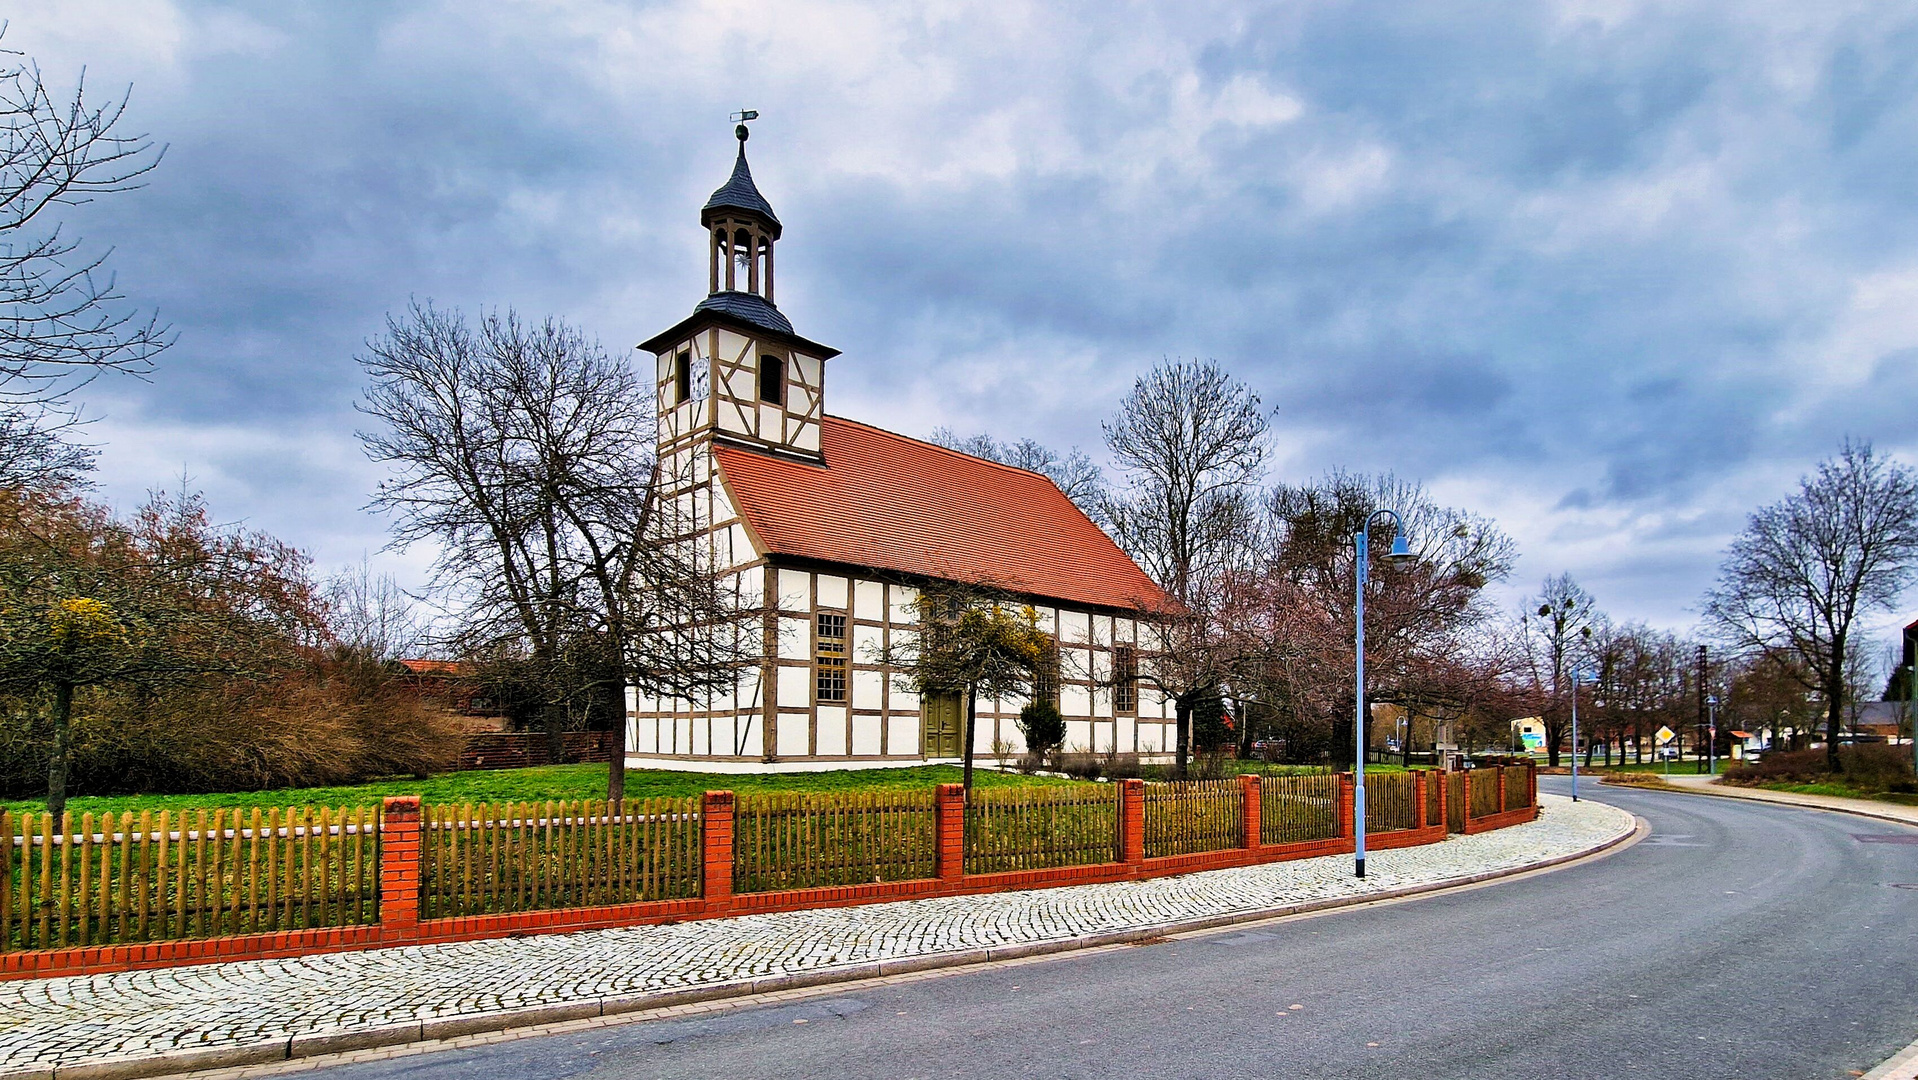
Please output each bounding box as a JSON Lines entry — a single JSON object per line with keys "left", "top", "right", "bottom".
{"left": 1655, "top": 726, "right": 1676, "bottom": 744}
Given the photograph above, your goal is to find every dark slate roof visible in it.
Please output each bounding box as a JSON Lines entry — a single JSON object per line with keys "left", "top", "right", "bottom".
{"left": 701, "top": 146, "right": 782, "bottom": 237}
{"left": 693, "top": 291, "right": 794, "bottom": 335}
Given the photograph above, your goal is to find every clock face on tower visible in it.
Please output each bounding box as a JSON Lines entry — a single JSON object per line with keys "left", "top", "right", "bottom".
{"left": 691, "top": 352, "right": 710, "bottom": 402}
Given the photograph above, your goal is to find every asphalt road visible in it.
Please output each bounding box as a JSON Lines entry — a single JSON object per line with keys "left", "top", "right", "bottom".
{"left": 312, "top": 781, "right": 1918, "bottom": 1080}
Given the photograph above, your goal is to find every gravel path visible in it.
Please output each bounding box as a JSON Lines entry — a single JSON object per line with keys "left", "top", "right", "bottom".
{"left": 0, "top": 795, "right": 1632, "bottom": 1076}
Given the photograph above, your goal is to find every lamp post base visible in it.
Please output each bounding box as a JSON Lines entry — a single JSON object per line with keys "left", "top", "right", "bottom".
{"left": 1355, "top": 858, "right": 1366, "bottom": 879}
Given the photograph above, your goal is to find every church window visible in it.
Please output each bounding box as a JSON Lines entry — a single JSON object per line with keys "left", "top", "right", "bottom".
{"left": 1033, "top": 640, "right": 1060, "bottom": 706}
{"left": 674, "top": 351, "right": 691, "bottom": 404}
{"left": 1114, "top": 645, "right": 1137, "bottom": 714}
{"left": 759, "top": 355, "right": 784, "bottom": 404}
{"left": 816, "top": 613, "right": 848, "bottom": 703}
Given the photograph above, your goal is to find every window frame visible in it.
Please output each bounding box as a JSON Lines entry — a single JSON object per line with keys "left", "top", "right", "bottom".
{"left": 758, "top": 354, "right": 785, "bottom": 405}
{"left": 1114, "top": 644, "right": 1138, "bottom": 715}
{"left": 815, "top": 611, "right": 848, "bottom": 704}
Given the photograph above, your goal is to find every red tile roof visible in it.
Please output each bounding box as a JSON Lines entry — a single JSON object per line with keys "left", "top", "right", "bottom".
{"left": 714, "top": 417, "right": 1170, "bottom": 612}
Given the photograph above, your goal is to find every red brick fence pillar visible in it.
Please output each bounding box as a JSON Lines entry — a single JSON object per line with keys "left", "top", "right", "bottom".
{"left": 1337, "top": 773, "right": 1354, "bottom": 838}
{"left": 1413, "top": 770, "right": 1428, "bottom": 829}
{"left": 1239, "top": 774, "right": 1261, "bottom": 849}
{"left": 379, "top": 796, "right": 421, "bottom": 939}
{"left": 1120, "top": 778, "right": 1145, "bottom": 867}
{"left": 702, "top": 791, "right": 735, "bottom": 910}
{"left": 935, "top": 783, "right": 966, "bottom": 883}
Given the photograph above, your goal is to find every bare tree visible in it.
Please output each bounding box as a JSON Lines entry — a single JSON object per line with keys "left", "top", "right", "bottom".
{"left": 357, "top": 303, "right": 754, "bottom": 801}
{"left": 1519, "top": 573, "right": 1599, "bottom": 768}
{"left": 1102, "top": 359, "right": 1269, "bottom": 607}
{"left": 1254, "top": 471, "right": 1516, "bottom": 765}
{"left": 1704, "top": 441, "right": 1918, "bottom": 771}
{"left": 0, "top": 38, "right": 170, "bottom": 404}
{"left": 321, "top": 558, "right": 425, "bottom": 662}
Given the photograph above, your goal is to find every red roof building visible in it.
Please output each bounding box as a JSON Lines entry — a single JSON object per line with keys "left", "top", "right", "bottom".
{"left": 626, "top": 129, "right": 1173, "bottom": 771}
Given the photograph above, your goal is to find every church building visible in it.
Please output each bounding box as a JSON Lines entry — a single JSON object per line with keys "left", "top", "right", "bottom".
{"left": 625, "top": 128, "right": 1175, "bottom": 772}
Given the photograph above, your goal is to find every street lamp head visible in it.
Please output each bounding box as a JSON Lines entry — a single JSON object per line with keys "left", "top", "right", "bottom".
{"left": 1386, "top": 533, "right": 1414, "bottom": 563}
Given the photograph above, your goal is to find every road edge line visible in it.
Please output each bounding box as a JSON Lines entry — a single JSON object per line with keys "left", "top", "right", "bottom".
{"left": 10, "top": 802, "right": 1640, "bottom": 1080}
{"left": 1612, "top": 778, "right": 1918, "bottom": 831}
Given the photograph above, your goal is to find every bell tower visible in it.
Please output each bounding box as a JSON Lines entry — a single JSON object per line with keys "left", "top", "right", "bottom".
{"left": 640, "top": 118, "right": 838, "bottom": 470}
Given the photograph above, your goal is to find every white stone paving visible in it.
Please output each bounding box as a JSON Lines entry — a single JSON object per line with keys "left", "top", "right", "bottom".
{"left": 0, "top": 795, "right": 1630, "bottom": 1073}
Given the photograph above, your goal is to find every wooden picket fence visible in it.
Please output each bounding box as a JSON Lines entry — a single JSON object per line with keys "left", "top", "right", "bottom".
{"left": 1143, "top": 779, "right": 1243, "bottom": 858}
{"left": 1469, "top": 771, "right": 1502, "bottom": 818}
{"left": 1364, "top": 772, "right": 1417, "bottom": 833}
{"left": 732, "top": 791, "right": 937, "bottom": 893}
{"left": 419, "top": 799, "right": 701, "bottom": 918}
{"left": 1258, "top": 773, "right": 1340, "bottom": 845}
{"left": 1424, "top": 770, "right": 1442, "bottom": 829}
{"left": 2, "top": 807, "right": 380, "bottom": 952}
{"left": 964, "top": 785, "right": 1120, "bottom": 874}
{"left": 1446, "top": 773, "right": 1467, "bottom": 833}
{"left": 1502, "top": 766, "right": 1534, "bottom": 809}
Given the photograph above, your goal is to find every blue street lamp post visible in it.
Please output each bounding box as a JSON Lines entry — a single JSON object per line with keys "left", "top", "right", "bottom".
{"left": 1570, "top": 669, "right": 1589, "bottom": 802}
{"left": 1354, "top": 510, "right": 1414, "bottom": 879}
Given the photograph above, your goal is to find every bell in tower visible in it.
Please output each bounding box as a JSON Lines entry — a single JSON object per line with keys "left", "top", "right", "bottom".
{"left": 640, "top": 117, "right": 838, "bottom": 465}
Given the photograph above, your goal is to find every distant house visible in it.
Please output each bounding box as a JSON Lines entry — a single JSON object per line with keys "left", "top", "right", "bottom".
{"left": 391, "top": 659, "right": 506, "bottom": 731}
{"left": 1846, "top": 701, "right": 1906, "bottom": 743}
{"left": 1510, "top": 716, "right": 1545, "bottom": 752}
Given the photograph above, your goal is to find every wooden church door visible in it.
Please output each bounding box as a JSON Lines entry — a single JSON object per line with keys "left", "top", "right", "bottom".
{"left": 922, "top": 692, "right": 963, "bottom": 758}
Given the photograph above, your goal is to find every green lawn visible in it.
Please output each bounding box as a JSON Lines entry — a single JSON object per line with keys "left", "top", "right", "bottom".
{"left": 2, "top": 763, "right": 1089, "bottom": 818}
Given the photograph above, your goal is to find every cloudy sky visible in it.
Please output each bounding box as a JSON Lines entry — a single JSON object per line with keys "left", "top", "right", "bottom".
{"left": 13, "top": 0, "right": 1918, "bottom": 640}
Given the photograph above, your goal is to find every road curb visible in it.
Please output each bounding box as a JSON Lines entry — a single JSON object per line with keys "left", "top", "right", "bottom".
{"left": 0, "top": 801, "right": 1639, "bottom": 1080}
{"left": 1610, "top": 777, "right": 1918, "bottom": 830}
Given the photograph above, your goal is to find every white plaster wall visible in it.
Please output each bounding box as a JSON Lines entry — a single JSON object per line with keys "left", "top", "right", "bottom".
{"left": 816, "top": 707, "right": 849, "bottom": 756}
{"left": 777, "top": 569, "right": 810, "bottom": 611}
{"left": 852, "top": 668, "right": 883, "bottom": 710}
{"left": 777, "top": 664, "right": 810, "bottom": 708}
{"left": 851, "top": 715, "right": 882, "bottom": 755}
{"left": 817, "top": 574, "right": 848, "bottom": 609}
{"left": 853, "top": 579, "right": 884, "bottom": 621}
{"left": 887, "top": 716, "right": 919, "bottom": 756}
{"left": 1065, "top": 720, "right": 1093, "bottom": 752}
{"left": 777, "top": 617, "right": 811, "bottom": 660}
{"left": 852, "top": 624, "right": 883, "bottom": 666}
{"left": 776, "top": 714, "right": 810, "bottom": 757}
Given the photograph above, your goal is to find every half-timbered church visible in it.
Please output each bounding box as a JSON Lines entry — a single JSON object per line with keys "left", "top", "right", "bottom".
{"left": 626, "top": 129, "right": 1174, "bottom": 772}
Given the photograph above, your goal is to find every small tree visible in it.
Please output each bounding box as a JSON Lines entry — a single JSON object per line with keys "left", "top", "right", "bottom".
{"left": 883, "top": 581, "right": 1051, "bottom": 791}
{"left": 0, "top": 487, "right": 321, "bottom": 824}
{"left": 1017, "top": 699, "right": 1064, "bottom": 761}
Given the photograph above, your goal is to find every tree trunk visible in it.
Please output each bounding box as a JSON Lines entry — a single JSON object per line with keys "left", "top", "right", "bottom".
{"left": 606, "top": 720, "right": 626, "bottom": 804}
{"left": 46, "top": 680, "right": 73, "bottom": 831}
{"left": 1174, "top": 699, "right": 1191, "bottom": 779}
{"left": 1826, "top": 671, "right": 1845, "bottom": 773}
{"left": 962, "top": 685, "right": 977, "bottom": 793}
{"left": 544, "top": 704, "right": 565, "bottom": 765}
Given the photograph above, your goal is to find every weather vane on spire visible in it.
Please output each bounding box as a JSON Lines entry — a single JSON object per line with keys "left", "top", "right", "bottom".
{"left": 730, "top": 109, "right": 759, "bottom": 143}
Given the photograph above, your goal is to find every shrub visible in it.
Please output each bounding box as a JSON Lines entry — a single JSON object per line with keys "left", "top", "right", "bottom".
{"left": 1723, "top": 744, "right": 1917, "bottom": 793}
{"left": 1018, "top": 700, "right": 1065, "bottom": 758}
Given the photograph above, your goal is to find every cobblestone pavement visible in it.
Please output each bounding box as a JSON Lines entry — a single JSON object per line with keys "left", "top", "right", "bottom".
{"left": 0, "top": 795, "right": 1631, "bottom": 1075}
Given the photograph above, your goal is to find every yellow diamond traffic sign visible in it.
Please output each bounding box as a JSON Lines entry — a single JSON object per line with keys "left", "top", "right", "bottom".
{"left": 1656, "top": 726, "right": 1676, "bottom": 744}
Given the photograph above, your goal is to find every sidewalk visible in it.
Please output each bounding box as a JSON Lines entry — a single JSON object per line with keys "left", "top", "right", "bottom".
{"left": 0, "top": 796, "right": 1632, "bottom": 1080}
{"left": 1653, "top": 773, "right": 1918, "bottom": 827}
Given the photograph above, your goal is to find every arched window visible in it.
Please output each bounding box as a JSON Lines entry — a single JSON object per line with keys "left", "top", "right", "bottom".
{"left": 758, "top": 354, "right": 784, "bottom": 404}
